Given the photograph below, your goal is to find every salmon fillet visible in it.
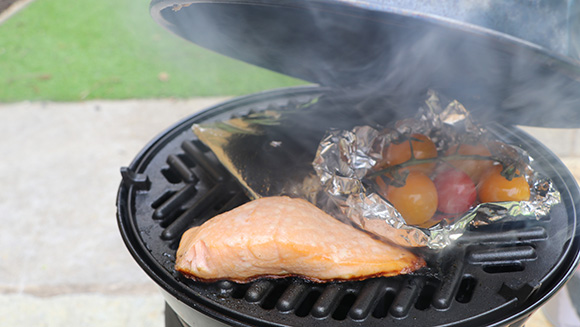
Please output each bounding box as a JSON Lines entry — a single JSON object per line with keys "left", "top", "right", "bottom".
{"left": 175, "top": 196, "right": 425, "bottom": 283}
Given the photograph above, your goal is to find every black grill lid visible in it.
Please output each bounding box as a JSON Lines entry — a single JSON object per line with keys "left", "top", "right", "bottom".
{"left": 150, "top": 0, "right": 580, "bottom": 128}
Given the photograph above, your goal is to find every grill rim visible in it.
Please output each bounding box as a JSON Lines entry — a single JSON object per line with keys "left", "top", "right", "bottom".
{"left": 116, "top": 85, "right": 580, "bottom": 327}
{"left": 475, "top": 124, "right": 580, "bottom": 326}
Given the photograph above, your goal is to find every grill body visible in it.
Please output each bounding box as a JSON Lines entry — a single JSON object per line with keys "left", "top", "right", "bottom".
{"left": 117, "top": 86, "right": 580, "bottom": 327}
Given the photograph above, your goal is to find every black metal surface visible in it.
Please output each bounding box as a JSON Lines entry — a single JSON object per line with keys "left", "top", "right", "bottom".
{"left": 150, "top": 0, "right": 580, "bottom": 128}
{"left": 117, "top": 86, "right": 580, "bottom": 326}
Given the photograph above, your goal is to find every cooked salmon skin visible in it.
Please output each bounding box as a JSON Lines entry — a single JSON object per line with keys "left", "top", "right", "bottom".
{"left": 175, "top": 196, "right": 425, "bottom": 283}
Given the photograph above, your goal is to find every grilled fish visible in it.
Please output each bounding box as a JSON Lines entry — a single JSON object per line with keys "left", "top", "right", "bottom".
{"left": 175, "top": 196, "right": 425, "bottom": 283}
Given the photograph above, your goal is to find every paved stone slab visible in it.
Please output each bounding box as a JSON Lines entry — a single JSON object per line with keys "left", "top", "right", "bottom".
{"left": 530, "top": 309, "right": 554, "bottom": 327}
{"left": 518, "top": 125, "right": 579, "bottom": 158}
{"left": 558, "top": 157, "right": 580, "bottom": 184}
{"left": 0, "top": 294, "right": 164, "bottom": 326}
{"left": 0, "top": 98, "right": 227, "bottom": 294}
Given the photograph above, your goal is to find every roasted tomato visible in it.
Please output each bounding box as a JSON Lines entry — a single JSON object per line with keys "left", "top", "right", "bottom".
{"left": 446, "top": 143, "right": 495, "bottom": 183}
{"left": 384, "top": 171, "right": 438, "bottom": 226}
{"left": 382, "top": 134, "right": 438, "bottom": 174}
{"left": 433, "top": 168, "right": 477, "bottom": 214}
{"left": 477, "top": 165, "right": 531, "bottom": 203}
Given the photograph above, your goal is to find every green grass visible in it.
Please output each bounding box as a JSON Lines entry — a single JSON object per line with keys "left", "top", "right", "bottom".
{"left": 0, "top": 0, "right": 306, "bottom": 102}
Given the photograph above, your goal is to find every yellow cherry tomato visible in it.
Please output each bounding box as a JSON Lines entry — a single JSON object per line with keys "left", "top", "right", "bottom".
{"left": 384, "top": 171, "right": 438, "bottom": 226}
{"left": 477, "top": 165, "right": 531, "bottom": 203}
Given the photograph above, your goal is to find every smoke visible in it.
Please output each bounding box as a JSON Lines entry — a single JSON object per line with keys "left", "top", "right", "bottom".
{"left": 151, "top": 0, "right": 580, "bottom": 241}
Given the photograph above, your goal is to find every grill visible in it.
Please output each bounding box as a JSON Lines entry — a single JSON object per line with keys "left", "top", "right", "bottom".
{"left": 117, "top": 86, "right": 580, "bottom": 326}
{"left": 117, "top": 0, "right": 580, "bottom": 326}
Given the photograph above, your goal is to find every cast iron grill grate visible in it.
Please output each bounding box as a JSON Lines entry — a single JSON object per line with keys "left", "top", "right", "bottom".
{"left": 118, "top": 86, "right": 578, "bottom": 326}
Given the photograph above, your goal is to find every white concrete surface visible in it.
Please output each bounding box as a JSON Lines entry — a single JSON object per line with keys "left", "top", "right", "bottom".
{"left": 0, "top": 294, "right": 165, "bottom": 327}
{"left": 0, "top": 98, "right": 572, "bottom": 326}
{"left": 0, "top": 98, "right": 227, "bottom": 325}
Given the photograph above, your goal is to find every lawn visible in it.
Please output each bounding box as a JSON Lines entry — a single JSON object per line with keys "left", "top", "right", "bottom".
{"left": 0, "top": 0, "right": 306, "bottom": 102}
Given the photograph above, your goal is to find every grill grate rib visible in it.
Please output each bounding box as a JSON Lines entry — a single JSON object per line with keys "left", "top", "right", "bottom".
{"left": 277, "top": 283, "right": 310, "bottom": 312}
{"left": 468, "top": 245, "right": 537, "bottom": 264}
{"left": 458, "top": 226, "right": 547, "bottom": 244}
{"left": 161, "top": 184, "right": 225, "bottom": 240}
{"left": 182, "top": 140, "right": 225, "bottom": 182}
{"left": 432, "top": 256, "right": 465, "bottom": 309}
{"left": 167, "top": 154, "right": 198, "bottom": 184}
{"left": 390, "top": 277, "right": 424, "bottom": 318}
{"left": 312, "top": 284, "right": 345, "bottom": 318}
{"left": 153, "top": 184, "right": 197, "bottom": 220}
{"left": 245, "top": 280, "right": 275, "bottom": 303}
{"left": 349, "top": 279, "right": 386, "bottom": 320}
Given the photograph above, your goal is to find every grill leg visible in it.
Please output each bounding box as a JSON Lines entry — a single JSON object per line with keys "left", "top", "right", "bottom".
{"left": 165, "top": 302, "right": 187, "bottom": 327}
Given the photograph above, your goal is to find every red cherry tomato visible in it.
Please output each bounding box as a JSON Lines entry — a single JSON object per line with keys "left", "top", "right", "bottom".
{"left": 478, "top": 165, "right": 531, "bottom": 203}
{"left": 384, "top": 171, "right": 438, "bottom": 226}
{"left": 433, "top": 168, "right": 477, "bottom": 214}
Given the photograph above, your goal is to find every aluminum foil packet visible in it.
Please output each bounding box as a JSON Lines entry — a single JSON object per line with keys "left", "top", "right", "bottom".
{"left": 313, "top": 90, "right": 561, "bottom": 249}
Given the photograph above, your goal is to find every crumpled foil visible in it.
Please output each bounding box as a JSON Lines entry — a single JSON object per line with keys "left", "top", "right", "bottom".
{"left": 313, "top": 90, "right": 561, "bottom": 249}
